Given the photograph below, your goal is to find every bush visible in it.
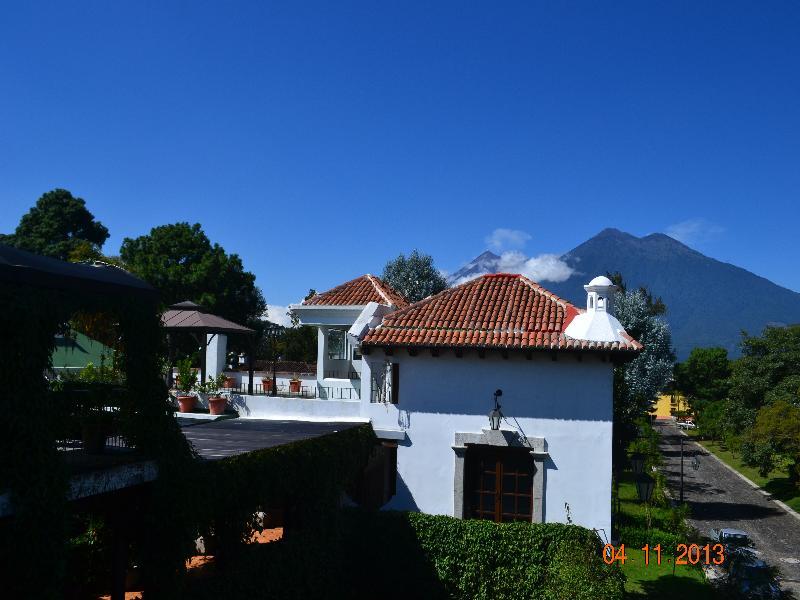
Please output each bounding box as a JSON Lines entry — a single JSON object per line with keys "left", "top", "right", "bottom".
{"left": 187, "top": 510, "right": 625, "bottom": 600}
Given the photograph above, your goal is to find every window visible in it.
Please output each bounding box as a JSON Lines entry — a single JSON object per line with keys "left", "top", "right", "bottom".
{"left": 391, "top": 363, "right": 400, "bottom": 404}
{"left": 327, "top": 329, "right": 346, "bottom": 360}
{"left": 465, "top": 446, "right": 533, "bottom": 522}
{"left": 352, "top": 345, "right": 362, "bottom": 361}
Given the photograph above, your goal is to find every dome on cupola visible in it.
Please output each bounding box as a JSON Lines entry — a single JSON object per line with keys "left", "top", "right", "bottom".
{"left": 588, "top": 275, "right": 614, "bottom": 287}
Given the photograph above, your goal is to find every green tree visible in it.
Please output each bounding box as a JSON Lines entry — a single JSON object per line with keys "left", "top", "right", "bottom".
{"left": 607, "top": 271, "right": 666, "bottom": 317}
{"left": 614, "top": 288, "right": 675, "bottom": 418}
{"left": 612, "top": 281, "right": 675, "bottom": 464}
{"left": 280, "top": 326, "right": 318, "bottom": 363}
{"left": 745, "top": 400, "right": 800, "bottom": 484}
{"left": 1, "top": 189, "right": 109, "bottom": 260}
{"left": 722, "top": 325, "right": 800, "bottom": 436}
{"left": 120, "top": 222, "right": 266, "bottom": 327}
{"left": 674, "top": 347, "right": 731, "bottom": 411}
{"left": 382, "top": 250, "right": 447, "bottom": 303}
{"left": 267, "top": 289, "right": 319, "bottom": 363}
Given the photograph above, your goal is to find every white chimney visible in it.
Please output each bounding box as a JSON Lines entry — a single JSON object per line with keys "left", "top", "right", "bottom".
{"left": 564, "top": 275, "right": 627, "bottom": 343}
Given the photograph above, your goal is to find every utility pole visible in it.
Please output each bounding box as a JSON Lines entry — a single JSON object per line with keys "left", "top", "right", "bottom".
{"left": 680, "top": 435, "right": 684, "bottom": 503}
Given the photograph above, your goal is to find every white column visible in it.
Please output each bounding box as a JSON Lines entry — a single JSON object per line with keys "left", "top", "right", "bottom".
{"left": 316, "top": 327, "right": 327, "bottom": 383}
{"left": 206, "top": 333, "right": 228, "bottom": 379}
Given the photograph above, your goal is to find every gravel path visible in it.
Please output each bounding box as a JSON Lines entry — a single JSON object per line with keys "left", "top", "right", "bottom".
{"left": 654, "top": 420, "right": 800, "bottom": 597}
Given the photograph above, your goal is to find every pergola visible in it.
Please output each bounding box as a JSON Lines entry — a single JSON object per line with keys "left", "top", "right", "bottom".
{"left": 161, "top": 300, "right": 256, "bottom": 393}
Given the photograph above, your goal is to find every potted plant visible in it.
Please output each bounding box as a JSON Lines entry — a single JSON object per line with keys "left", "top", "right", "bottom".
{"left": 222, "top": 374, "right": 236, "bottom": 389}
{"left": 261, "top": 376, "right": 273, "bottom": 394}
{"left": 175, "top": 357, "right": 197, "bottom": 413}
{"left": 289, "top": 374, "right": 302, "bottom": 394}
{"left": 202, "top": 374, "right": 229, "bottom": 416}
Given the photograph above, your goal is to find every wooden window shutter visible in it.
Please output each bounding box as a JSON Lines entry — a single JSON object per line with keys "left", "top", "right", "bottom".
{"left": 391, "top": 363, "right": 400, "bottom": 404}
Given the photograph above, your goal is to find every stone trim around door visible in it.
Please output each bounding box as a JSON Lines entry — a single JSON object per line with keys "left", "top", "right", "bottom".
{"left": 453, "top": 428, "right": 547, "bottom": 523}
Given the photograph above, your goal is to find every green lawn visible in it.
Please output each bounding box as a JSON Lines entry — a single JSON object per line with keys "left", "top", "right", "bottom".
{"left": 690, "top": 434, "right": 800, "bottom": 513}
{"left": 616, "top": 475, "right": 714, "bottom": 599}
{"left": 622, "top": 554, "right": 714, "bottom": 599}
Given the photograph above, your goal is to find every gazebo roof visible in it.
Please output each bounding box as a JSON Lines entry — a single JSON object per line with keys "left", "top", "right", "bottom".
{"left": 162, "top": 301, "right": 255, "bottom": 335}
{"left": 0, "top": 244, "right": 156, "bottom": 298}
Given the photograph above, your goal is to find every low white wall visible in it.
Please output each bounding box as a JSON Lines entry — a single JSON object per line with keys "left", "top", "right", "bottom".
{"left": 229, "top": 394, "right": 364, "bottom": 422}
{"left": 361, "top": 351, "right": 614, "bottom": 537}
{"left": 227, "top": 371, "right": 315, "bottom": 391}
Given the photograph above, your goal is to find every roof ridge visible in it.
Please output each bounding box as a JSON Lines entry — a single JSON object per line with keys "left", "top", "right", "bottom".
{"left": 365, "top": 273, "right": 392, "bottom": 305}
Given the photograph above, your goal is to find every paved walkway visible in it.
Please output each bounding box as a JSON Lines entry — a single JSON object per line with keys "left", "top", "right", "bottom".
{"left": 655, "top": 421, "right": 800, "bottom": 596}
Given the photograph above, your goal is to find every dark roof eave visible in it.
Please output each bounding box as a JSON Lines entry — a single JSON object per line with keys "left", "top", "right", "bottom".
{"left": 0, "top": 263, "right": 158, "bottom": 300}
{"left": 361, "top": 340, "right": 642, "bottom": 355}
{"left": 163, "top": 325, "right": 255, "bottom": 335}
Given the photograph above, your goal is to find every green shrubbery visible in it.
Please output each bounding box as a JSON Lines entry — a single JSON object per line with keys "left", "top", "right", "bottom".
{"left": 188, "top": 510, "right": 625, "bottom": 600}
{"left": 195, "top": 423, "right": 376, "bottom": 561}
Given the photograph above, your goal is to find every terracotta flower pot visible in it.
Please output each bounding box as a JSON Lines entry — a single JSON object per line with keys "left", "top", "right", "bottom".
{"left": 289, "top": 380, "right": 301, "bottom": 393}
{"left": 261, "top": 378, "right": 273, "bottom": 393}
{"left": 177, "top": 395, "right": 196, "bottom": 413}
{"left": 208, "top": 395, "right": 227, "bottom": 415}
{"left": 223, "top": 376, "right": 236, "bottom": 389}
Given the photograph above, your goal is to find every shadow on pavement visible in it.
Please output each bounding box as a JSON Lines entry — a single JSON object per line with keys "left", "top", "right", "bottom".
{"left": 690, "top": 499, "right": 783, "bottom": 520}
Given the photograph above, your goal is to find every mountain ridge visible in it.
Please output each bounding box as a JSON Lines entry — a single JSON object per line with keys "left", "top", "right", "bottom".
{"left": 449, "top": 229, "right": 800, "bottom": 359}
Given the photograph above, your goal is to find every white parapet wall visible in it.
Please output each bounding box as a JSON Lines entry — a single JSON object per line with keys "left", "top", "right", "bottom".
{"left": 229, "top": 394, "right": 365, "bottom": 422}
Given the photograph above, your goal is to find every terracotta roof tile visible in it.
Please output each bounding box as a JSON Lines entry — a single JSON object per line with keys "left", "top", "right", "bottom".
{"left": 361, "top": 273, "right": 642, "bottom": 353}
{"left": 303, "top": 274, "right": 408, "bottom": 308}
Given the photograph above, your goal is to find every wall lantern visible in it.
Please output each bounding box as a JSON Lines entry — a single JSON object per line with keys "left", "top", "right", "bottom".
{"left": 635, "top": 474, "right": 655, "bottom": 503}
{"left": 630, "top": 453, "right": 645, "bottom": 475}
{"left": 488, "top": 389, "right": 503, "bottom": 431}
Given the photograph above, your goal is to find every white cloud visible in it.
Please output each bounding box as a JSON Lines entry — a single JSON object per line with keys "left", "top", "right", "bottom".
{"left": 665, "top": 219, "right": 724, "bottom": 246}
{"left": 266, "top": 304, "right": 293, "bottom": 328}
{"left": 452, "top": 251, "right": 574, "bottom": 285}
{"left": 485, "top": 228, "right": 532, "bottom": 252}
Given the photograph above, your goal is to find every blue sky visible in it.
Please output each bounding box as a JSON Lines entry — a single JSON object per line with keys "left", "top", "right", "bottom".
{"left": 2, "top": 2, "right": 799, "bottom": 318}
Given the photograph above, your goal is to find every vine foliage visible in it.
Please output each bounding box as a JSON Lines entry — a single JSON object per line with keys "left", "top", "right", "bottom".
{"left": 0, "top": 280, "right": 196, "bottom": 598}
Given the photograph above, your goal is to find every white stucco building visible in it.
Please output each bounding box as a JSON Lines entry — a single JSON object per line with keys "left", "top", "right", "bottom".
{"left": 283, "top": 272, "right": 641, "bottom": 537}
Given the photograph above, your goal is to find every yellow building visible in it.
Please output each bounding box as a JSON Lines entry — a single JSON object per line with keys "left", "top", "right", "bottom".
{"left": 650, "top": 390, "right": 689, "bottom": 419}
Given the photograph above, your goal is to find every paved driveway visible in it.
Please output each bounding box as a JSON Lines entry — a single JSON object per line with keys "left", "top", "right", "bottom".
{"left": 655, "top": 421, "right": 800, "bottom": 596}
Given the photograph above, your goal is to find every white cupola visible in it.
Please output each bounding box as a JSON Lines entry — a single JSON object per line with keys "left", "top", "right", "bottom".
{"left": 584, "top": 275, "right": 617, "bottom": 315}
{"left": 564, "top": 275, "right": 628, "bottom": 343}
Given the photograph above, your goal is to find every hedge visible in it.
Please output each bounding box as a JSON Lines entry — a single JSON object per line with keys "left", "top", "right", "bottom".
{"left": 618, "top": 525, "right": 680, "bottom": 551}
{"left": 187, "top": 510, "right": 625, "bottom": 600}
{"left": 194, "top": 423, "right": 376, "bottom": 561}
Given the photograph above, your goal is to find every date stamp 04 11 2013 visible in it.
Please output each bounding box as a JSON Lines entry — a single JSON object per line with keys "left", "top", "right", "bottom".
{"left": 602, "top": 543, "right": 725, "bottom": 567}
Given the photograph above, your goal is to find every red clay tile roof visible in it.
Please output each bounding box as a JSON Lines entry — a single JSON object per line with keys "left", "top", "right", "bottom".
{"left": 303, "top": 274, "right": 408, "bottom": 308}
{"left": 361, "top": 273, "right": 642, "bottom": 352}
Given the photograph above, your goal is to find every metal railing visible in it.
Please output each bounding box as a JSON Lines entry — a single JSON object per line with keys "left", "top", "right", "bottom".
{"left": 51, "top": 385, "right": 136, "bottom": 452}
{"left": 323, "top": 370, "right": 361, "bottom": 380}
{"left": 225, "top": 382, "right": 360, "bottom": 400}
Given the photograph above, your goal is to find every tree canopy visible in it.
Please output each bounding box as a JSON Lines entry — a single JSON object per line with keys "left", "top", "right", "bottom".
{"left": 0, "top": 189, "right": 109, "bottom": 260}
{"left": 382, "top": 250, "right": 448, "bottom": 303}
{"left": 612, "top": 282, "right": 675, "bottom": 453}
{"left": 674, "top": 347, "right": 732, "bottom": 410}
{"left": 746, "top": 400, "right": 800, "bottom": 482}
{"left": 120, "top": 222, "right": 266, "bottom": 327}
